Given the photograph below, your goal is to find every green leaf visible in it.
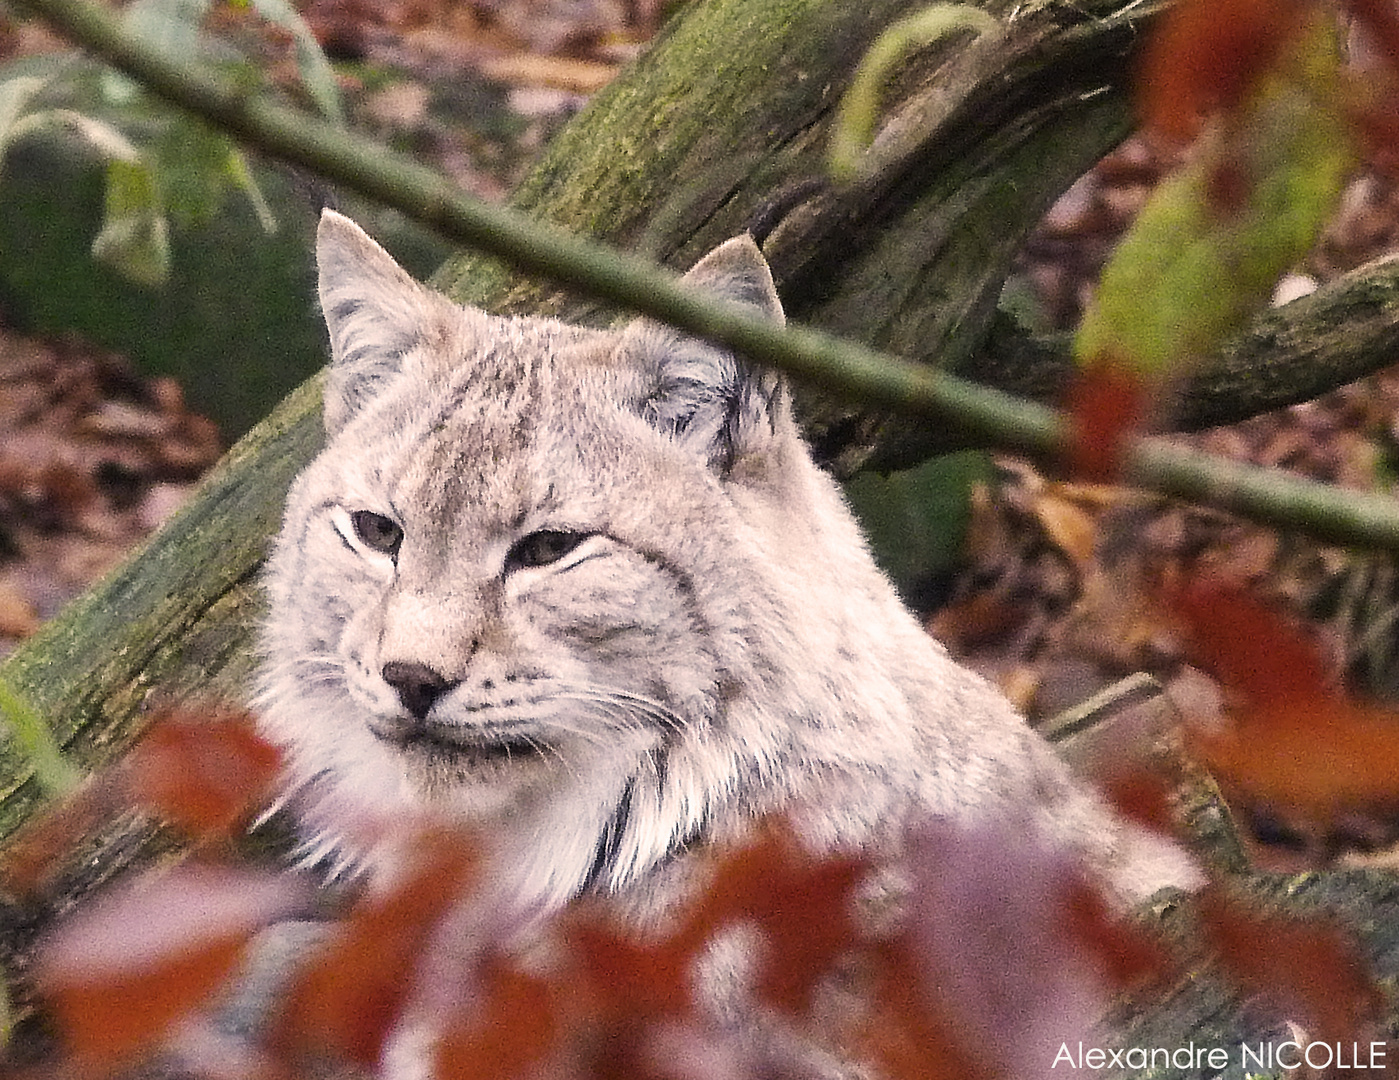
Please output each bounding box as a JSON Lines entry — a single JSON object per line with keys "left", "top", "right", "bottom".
{"left": 92, "top": 156, "right": 171, "bottom": 286}
{"left": 223, "top": 144, "right": 277, "bottom": 233}
{"left": 153, "top": 114, "right": 238, "bottom": 225}
{"left": 828, "top": 4, "right": 1001, "bottom": 182}
{"left": 1075, "top": 17, "right": 1354, "bottom": 377}
{"left": 0, "top": 675, "right": 82, "bottom": 799}
{"left": 0, "top": 74, "right": 51, "bottom": 162}
{"left": 10, "top": 107, "right": 141, "bottom": 163}
{"left": 144, "top": 113, "right": 277, "bottom": 232}
{"left": 250, "top": 0, "right": 344, "bottom": 122}
{"left": 844, "top": 451, "right": 992, "bottom": 601}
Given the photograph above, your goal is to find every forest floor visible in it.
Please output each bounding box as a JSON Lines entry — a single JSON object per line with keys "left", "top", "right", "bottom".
{"left": 3, "top": 0, "right": 1399, "bottom": 785}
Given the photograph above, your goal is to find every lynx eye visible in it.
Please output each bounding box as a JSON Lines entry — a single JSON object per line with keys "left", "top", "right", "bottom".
{"left": 506, "top": 529, "right": 586, "bottom": 571}
{"left": 350, "top": 510, "right": 403, "bottom": 558}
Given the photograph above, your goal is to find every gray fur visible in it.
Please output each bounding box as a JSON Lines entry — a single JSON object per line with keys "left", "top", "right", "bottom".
{"left": 257, "top": 211, "right": 1190, "bottom": 922}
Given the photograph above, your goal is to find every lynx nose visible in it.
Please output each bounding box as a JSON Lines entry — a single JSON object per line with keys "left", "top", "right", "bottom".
{"left": 382, "top": 660, "right": 457, "bottom": 721}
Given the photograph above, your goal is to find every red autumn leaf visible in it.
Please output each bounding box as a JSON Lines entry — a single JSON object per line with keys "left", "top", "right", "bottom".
{"left": 271, "top": 825, "right": 480, "bottom": 1067}
{"left": 1199, "top": 886, "right": 1384, "bottom": 1044}
{"left": 36, "top": 863, "right": 310, "bottom": 1072}
{"left": 582, "top": 1021, "right": 687, "bottom": 1080}
{"left": 570, "top": 824, "right": 870, "bottom": 1022}
{"left": 122, "top": 707, "right": 283, "bottom": 840}
{"left": 1161, "top": 578, "right": 1399, "bottom": 837}
{"left": 1101, "top": 769, "right": 1182, "bottom": 839}
{"left": 1186, "top": 700, "right": 1399, "bottom": 821}
{"left": 568, "top": 919, "right": 693, "bottom": 1021}
{"left": 1158, "top": 578, "right": 1334, "bottom": 710}
{"left": 1063, "top": 357, "right": 1149, "bottom": 482}
{"left": 1137, "top": 0, "right": 1311, "bottom": 145}
{"left": 2, "top": 707, "right": 282, "bottom": 895}
{"left": 696, "top": 826, "right": 870, "bottom": 1013}
{"left": 434, "top": 954, "right": 560, "bottom": 1080}
{"left": 1061, "top": 877, "right": 1174, "bottom": 990}
{"left": 836, "top": 939, "right": 991, "bottom": 1080}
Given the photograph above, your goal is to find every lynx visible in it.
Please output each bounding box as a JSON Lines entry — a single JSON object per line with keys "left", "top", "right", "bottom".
{"left": 256, "top": 210, "right": 1187, "bottom": 923}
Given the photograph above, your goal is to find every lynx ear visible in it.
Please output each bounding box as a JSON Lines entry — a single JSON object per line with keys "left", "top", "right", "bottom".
{"left": 627, "top": 235, "right": 787, "bottom": 473}
{"left": 316, "top": 209, "right": 441, "bottom": 435}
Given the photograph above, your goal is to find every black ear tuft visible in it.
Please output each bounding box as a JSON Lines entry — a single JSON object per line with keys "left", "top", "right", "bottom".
{"left": 626, "top": 235, "right": 787, "bottom": 472}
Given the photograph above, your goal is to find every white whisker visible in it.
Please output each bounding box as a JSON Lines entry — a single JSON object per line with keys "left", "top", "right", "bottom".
{"left": 547, "top": 683, "right": 686, "bottom": 737}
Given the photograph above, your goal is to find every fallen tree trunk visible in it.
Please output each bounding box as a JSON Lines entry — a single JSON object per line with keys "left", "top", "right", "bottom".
{"left": 435, "top": 0, "right": 1159, "bottom": 472}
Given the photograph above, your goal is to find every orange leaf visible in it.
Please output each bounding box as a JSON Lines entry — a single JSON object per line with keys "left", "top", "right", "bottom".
{"left": 1062, "top": 878, "right": 1173, "bottom": 990}
{"left": 1163, "top": 581, "right": 1399, "bottom": 855}
{"left": 122, "top": 707, "right": 283, "bottom": 840}
{"left": 434, "top": 954, "right": 560, "bottom": 1080}
{"left": 569, "top": 824, "right": 871, "bottom": 1021}
{"left": 1199, "top": 886, "right": 1384, "bottom": 1043}
{"left": 1063, "top": 357, "right": 1149, "bottom": 482}
{"left": 1137, "top": 0, "right": 1310, "bottom": 144}
{"left": 36, "top": 864, "right": 310, "bottom": 1073}
{"left": 2, "top": 707, "right": 282, "bottom": 895}
{"left": 1158, "top": 578, "right": 1334, "bottom": 710}
{"left": 1186, "top": 700, "right": 1399, "bottom": 820}
{"left": 685, "top": 825, "right": 870, "bottom": 1013}
{"left": 1101, "top": 769, "right": 1181, "bottom": 839}
{"left": 859, "top": 943, "right": 998, "bottom": 1080}
{"left": 271, "top": 825, "right": 480, "bottom": 1067}
{"left": 926, "top": 593, "right": 1030, "bottom": 653}
{"left": 567, "top": 920, "right": 693, "bottom": 1021}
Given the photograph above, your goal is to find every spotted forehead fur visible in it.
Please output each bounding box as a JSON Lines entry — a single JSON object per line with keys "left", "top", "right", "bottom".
{"left": 387, "top": 318, "right": 620, "bottom": 535}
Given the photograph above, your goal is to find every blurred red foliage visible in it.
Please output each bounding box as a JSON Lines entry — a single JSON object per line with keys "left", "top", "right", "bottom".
{"left": 1062, "top": 357, "right": 1150, "bottom": 483}
{"left": 1137, "top": 0, "right": 1311, "bottom": 146}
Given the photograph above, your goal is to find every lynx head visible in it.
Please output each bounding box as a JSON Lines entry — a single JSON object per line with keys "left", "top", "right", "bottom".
{"left": 257, "top": 211, "right": 900, "bottom": 912}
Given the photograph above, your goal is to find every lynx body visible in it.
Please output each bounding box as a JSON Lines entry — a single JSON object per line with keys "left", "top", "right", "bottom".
{"left": 257, "top": 211, "right": 1181, "bottom": 920}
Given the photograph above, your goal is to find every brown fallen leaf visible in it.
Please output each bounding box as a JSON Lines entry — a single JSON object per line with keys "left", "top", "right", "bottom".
{"left": 478, "top": 51, "right": 618, "bottom": 93}
{"left": 36, "top": 863, "right": 312, "bottom": 1074}
{"left": 0, "top": 581, "right": 40, "bottom": 638}
{"left": 1199, "top": 885, "right": 1385, "bottom": 1045}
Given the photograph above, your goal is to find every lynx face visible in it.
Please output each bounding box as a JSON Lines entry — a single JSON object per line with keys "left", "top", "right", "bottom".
{"left": 259, "top": 212, "right": 822, "bottom": 908}
{"left": 259, "top": 212, "right": 1183, "bottom": 918}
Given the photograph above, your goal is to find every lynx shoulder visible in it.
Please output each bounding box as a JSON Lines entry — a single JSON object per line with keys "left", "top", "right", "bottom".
{"left": 256, "top": 210, "right": 1189, "bottom": 920}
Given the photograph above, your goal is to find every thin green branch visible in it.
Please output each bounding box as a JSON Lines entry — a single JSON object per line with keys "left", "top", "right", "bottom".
{"left": 12, "top": 0, "right": 1399, "bottom": 552}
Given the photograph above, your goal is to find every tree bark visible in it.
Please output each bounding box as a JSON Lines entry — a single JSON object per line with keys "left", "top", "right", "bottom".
{"left": 434, "top": 0, "right": 1165, "bottom": 472}
{"left": 431, "top": 0, "right": 1399, "bottom": 471}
